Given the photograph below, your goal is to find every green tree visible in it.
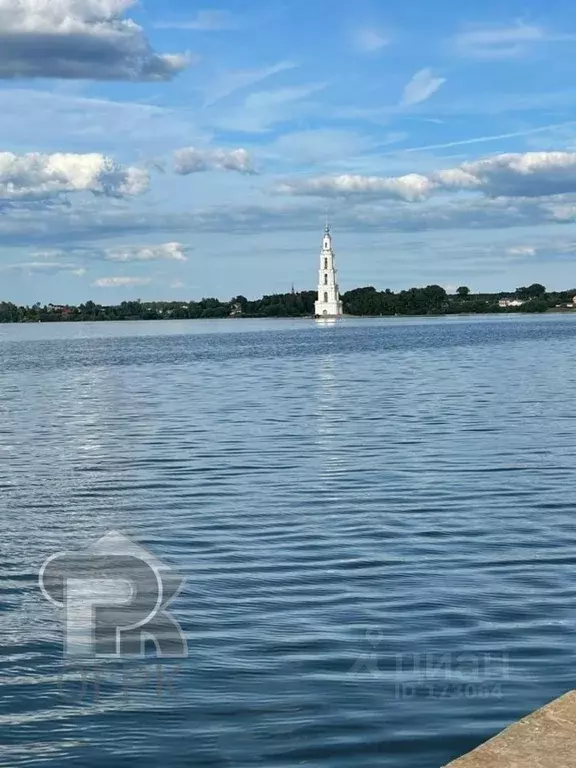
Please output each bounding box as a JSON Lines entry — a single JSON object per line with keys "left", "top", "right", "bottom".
{"left": 456, "top": 286, "right": 470, "bottom": 298}
{"left": 523, "top": 298, "right": 548, "bottom": 313}
{"left": 517, "top": 283, "right": 546, "bottom": 300}
{"left": 232, "top": 295, "right": 248, "bottom": 311}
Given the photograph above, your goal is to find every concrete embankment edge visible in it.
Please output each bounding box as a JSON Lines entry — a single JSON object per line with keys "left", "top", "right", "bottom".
{"left": 443, "top": 690, "right": 576, "bottom": 767}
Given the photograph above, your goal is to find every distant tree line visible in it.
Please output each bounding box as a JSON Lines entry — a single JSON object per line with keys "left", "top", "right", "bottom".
{"left": 341, "top": 283, "right": 556, "bottom": 316}
{"left": 0, "top": 283, "right": 572, "bottom": 323}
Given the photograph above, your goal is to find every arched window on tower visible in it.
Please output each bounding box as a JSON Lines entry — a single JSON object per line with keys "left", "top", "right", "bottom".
{"left": 324, "top": 258, "right": 328, "bottom": 270}
{"left": 324, "top": 292, "right": 328, "bottom": 303}
{"left": 324, "top": 273, "right": 328, "bottom": 284}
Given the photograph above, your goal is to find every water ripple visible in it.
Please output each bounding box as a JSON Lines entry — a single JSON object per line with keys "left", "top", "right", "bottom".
{"left": 2, "top": 316, "right": 576, "bottom": 767}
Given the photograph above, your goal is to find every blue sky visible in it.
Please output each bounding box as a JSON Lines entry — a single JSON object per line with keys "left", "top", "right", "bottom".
{"left": 2, "top": 0, "right": 576, "bottom": 303}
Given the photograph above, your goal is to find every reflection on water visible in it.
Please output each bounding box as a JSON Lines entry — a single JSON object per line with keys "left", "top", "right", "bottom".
{"left": 313, "top": 356, "right": 348, "bottom": 500}
{"left": 2, "top": 315, "right": 576, "bottom": 767}
{"left": 314, "top": 317, "right": 339, "bottom": 327}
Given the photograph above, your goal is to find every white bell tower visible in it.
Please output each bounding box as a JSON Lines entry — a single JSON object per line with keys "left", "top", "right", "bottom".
{"left": 314, "top": 222, "right": 343, "bottom": 317}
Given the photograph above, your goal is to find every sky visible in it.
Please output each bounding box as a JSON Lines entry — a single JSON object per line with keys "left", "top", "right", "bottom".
{"left": 2, "top": 0, "right": 576, "bottom": 304}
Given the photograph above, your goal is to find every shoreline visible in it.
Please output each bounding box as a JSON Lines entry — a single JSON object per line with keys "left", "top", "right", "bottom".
{"left": 3, "top": 308, "right": 576, "bottom": 325}
{"left": 2, "top": 284, "right": 571, "bottom": 322}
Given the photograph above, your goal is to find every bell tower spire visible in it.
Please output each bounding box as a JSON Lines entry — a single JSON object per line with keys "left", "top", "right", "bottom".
{"left": 314, "top": 220, "right": 343, "bottom": 318}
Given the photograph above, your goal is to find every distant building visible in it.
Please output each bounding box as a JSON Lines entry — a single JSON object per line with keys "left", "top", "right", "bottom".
{"left": 314, "top": 223, "right": 343, "bottom": 317}
{"left": 499, "top": 298, "right": 525, "bottom": 308}
{"left": 229, "top": 301, "right": 242, "bottom": 318}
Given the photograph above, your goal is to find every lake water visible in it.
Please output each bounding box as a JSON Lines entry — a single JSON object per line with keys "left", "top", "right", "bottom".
{"left": 2, "top": 315, "right": 576, "bottom": 768}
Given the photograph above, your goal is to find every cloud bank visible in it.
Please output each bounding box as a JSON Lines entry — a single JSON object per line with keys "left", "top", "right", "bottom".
{"left": 0, "top": 0, "right": 189, "bottom": 80}
{"left": 0, "top": 151, "right": 149, "bottom": 200}
{"left": 277, "top": 172, "right": 433, "bottom": 201}
{"left": 279, "top": 151, "right": 576, "bottom": 201}
{"left": 0, "top": 192, "right": 573, "bottom": 250}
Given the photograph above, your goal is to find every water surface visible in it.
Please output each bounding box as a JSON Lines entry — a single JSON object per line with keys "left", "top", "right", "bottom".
{"left": 2, "top": 315, "right": 576, "bottom": 767}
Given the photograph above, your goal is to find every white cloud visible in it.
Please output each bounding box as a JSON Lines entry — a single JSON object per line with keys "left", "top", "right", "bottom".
{"left": 442, "top": 152, "right": 576, "bottom": 197}
{"left": 0, "top": 151, "right": 149, "bottom": 201}
{"left": 104, "top": 242, "right": 188, "bottom": 262}
{"left": 452, "top": 22, "right": 576, "bottom": 60}
{"left": 353, "top": 28, "right": 390, "bottom": 53}
{"left": 506, "top": 242, "right": 576, "bottom": 258}
{"left": 2, "top": 243, "right": 187, "bottom": 273}
{"left": 506, "top": 246, "right": 537, "bottom": 256}
{"left": 174, "top": 147, "right": 255, "bottom": 175}
{"left": 280, "top": 151, "right": 576, "bottom": 200}
{"left": 2, "top": 260, "right": 85, "bottom": 275}
{"left": 400, "top": 68, "right": 446, "bottom": 107}
{"left": 0, "top": 0, "right": 190, "bottom": 80}
{"left": 277, "top": 173, "right": 434, "bottom": 201}
{"left": 156, "top": 10, "right": 237, "bottom": 30}
{"left": 93, "top": 276, "right": 152, "bottom": 287}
